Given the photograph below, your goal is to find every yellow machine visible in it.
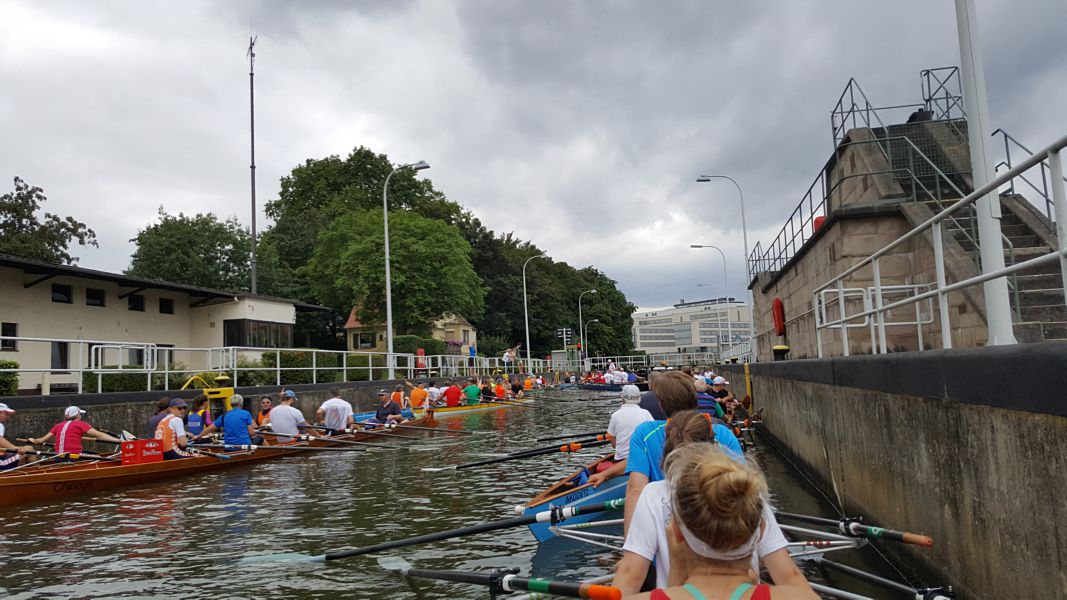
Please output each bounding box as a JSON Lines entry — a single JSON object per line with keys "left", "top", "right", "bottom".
{"left": 180, "top": 373, "right": 237, "bottom": 411}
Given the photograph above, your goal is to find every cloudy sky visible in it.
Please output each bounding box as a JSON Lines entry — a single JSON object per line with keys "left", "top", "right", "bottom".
{"left": 2, "top": 1, "right": 1065, "bottom": 311}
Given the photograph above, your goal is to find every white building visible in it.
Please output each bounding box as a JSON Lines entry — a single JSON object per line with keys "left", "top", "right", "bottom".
{"left": 631, "top": 297, "right": 752, "bottom": 355}
{"left": 0, "top": 254, "right": 321, "bottom": 393}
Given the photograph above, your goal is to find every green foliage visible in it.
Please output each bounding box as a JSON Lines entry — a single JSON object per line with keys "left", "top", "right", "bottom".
{"left": 475, "top": 334, "right": 509, "bottom": 358}
{"left": 344, "top": 352, "right": 385, "bottom": 381}
{"left": 0, "top": 177, "right": 97, "bottom": 264}
{"left": 260, "top": 351, "right": 342, "bottom": 385}
{"left": 81, "top": 365, "right": 189, "bottom": 393}
{"left": 126, "top": 208, "right": 252, "bottom": 291}
{"left": 232, "top": 356, "right": 276, "bottom": 387}
{"left": 305, "top": 209, "right": 485, "bottom": 335}
{"left": 393, "top": 335, "right": 446, "bottom": 357}
{"left": 0, "top": 360, "right": 18, "bottom": 396}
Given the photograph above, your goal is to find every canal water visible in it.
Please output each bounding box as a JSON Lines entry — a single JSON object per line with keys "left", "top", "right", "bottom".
{"left": 0, "top": 391, "right": 924, "bottom": 599}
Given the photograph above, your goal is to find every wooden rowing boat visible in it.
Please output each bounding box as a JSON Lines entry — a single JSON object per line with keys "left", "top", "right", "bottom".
{"left": 0, "top": 415, "right": 436, "bottom": 507}
{"left": 411, "top": 398, "right": 534, "bottom": 419}
{"left": 521, "top": 455, "right": 627, "bottom": 543}
{"left": 576, "top": 382, "right": 648, "bottom": 392}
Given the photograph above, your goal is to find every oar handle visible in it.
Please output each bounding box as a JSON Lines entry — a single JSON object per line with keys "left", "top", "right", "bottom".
{"left": 506, "top": 576, "right": 621, "bottom": 600}
{"left": 843, "top": 520, "right": 933, "bottom": 546}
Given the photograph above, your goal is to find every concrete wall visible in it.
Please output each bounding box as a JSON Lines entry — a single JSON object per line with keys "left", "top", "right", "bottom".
{"left": 0, "top": 380, "right": 409, "bottom": 442}
{"left": 718, "top": 343, "right": 1067, "bottom": 600}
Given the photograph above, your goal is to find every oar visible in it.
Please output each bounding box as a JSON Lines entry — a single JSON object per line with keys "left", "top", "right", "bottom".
{"left": 240, "top": 499, "right": 624, "bottom": 564}
{"left": 259, "top": 430, "right": 402, "bottom": 451}
{"left": 1, "top": 448, "right": 120, "bottom": 461}
{"left": 195, "top": 443, "right": 369, "bottom": 453}
{"left": 378, "top": 556, "right": 621, "bottom": 600}
{"left": 536, "top": 431, "right": 607, "bottom": 442}
{"left": 18, "top": 437, "right": 119, "bottom": 447}
{"left": 774, "top": 512, "right": 933, "bottom": 546}
{"left": 808, "top": 557, "right": 953, "bottom": 600}
{"left": 351, "top": 421, "right": 473, "bottom": 435}
{"left": 422, "top": 438, "right": 612, "bottom": 472}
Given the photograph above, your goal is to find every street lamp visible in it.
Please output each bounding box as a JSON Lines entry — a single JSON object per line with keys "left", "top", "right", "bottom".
{"left": 578, "top": 289, "right": 597, "bottom": 366}
{"left": 383, "top": 160, "right": 430, "bottom": 379}
{"left": 522, "top": 253, "right": 548, "bottom": 371}
{"left": 584, "top": 318, "right": 599, "bottom": 361}
{"left": 690, "top": 244, "right": 732, "bottom": 355}
{"left": 696, "top": 174, "right": 755, "bottom": 360}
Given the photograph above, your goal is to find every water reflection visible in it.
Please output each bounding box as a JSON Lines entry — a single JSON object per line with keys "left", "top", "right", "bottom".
{"left": 0, "top": 392, "right": 915, "bottom": 599}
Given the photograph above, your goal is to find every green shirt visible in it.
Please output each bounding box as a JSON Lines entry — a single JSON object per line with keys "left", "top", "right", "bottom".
{"left": 462, "top": 384, "right": 482, "bottom": 405}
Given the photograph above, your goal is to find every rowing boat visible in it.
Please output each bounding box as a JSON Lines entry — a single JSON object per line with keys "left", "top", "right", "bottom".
{"left": 413, "top": 399, "right": 537, "bottom": 418}
{"left": 0, "top": 415, "right": 436, "bottom": 507}
{"left": 519, "top": 455, "right": 627, "bottom": 543}
{"left": 576, "top": 382, "right": 648, "bottom": 392}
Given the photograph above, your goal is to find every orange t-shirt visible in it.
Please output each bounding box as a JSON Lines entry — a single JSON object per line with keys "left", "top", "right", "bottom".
{"left": 523, "top": 378, "right": 533, "bottom": 390}
{"left": 410, "top": 388, "right": 428, "bottom": 408}
{"left": 494, "top": 384, "right": 506, "bottom": 398}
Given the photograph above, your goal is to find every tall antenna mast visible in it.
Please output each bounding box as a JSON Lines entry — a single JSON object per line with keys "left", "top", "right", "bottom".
{"left": 247, "top": 35, "right": 258, "bottom": 294}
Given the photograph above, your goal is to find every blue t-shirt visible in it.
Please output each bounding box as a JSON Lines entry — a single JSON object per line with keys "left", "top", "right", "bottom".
{"left": 625, "top": 420, "right": 744, "bottom": 482}
{"left": 220, "top": 408, "right": 254, "bottom": 446}
{"left": 627, "top": 372, "right": 638, "bottom": 382}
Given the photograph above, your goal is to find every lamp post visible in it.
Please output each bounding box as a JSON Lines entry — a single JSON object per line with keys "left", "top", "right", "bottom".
{"left": 696, "top": 175, "right": 755, "bottom": 360}
{"left": 584, "top": 318, "right": 599, "bottom": 361}
{"left": 383, "top": 160, "right": 430, "bottom": 379}
{"left": 522, "top": 253, "right": 548, "bottom": 372}
{"left": 690, "top": 244, "right": 732, "bottom": 356}
{"left": 578, "top": 289, "right": 597, "bottom": 367}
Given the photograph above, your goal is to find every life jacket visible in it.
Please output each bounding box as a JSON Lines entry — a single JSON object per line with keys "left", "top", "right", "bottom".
{"left": 187, "top": 410, "right": 208, "bottom": 436}
{"left": 494, "top": 384, "right": 506, "bottom": 398}
{"left": 256, "top": 409, "right": 271, "bottom": 427}
{"left": 523, "top": 378, "right": 533, "bottom": 390}
{"left": 156, "top": 414, "right": 179, "bottom": 452}
{"left": 391, "top": 391, "right": 405, "bottom": 406}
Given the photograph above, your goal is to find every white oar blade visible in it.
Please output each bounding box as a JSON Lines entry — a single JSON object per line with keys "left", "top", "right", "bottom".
{"left": 420, "top": 466, "right": 457, "bottom": 472}
{"left": 239, "top": 552, "right": 325, "bottom": 564}
{"left": 377, "top": 555, "right": 412, "bottom": 575}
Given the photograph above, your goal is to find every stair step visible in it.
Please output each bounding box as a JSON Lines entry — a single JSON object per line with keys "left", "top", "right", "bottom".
{"left": 1006, "top": 246, "right": 1052, "bottom": 260}
{"left": 1006, "top": 234, "right": 1041, "bottom": 248}
{"left": 1015, "top": 273, "right": 1065, "bottom": 291}
{"left": 1015, "top": 259, "right": 1063, "bottom": 276}
{"left": 1020, "top": 304, "right": 1067, "bottom": 322}
{"left": 1041, "top": 322, "right": 1067, "bottom": 341}
{"left": 1001, "top": 223, "right": 1030, "bottom": 237}
{"left": 1016, "top": 288, "right": 1066, "bottom": 307}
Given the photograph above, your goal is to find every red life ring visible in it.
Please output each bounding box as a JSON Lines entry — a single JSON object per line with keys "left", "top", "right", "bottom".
{"left": 772, "top": 298, "right": 786, "bottom": 336}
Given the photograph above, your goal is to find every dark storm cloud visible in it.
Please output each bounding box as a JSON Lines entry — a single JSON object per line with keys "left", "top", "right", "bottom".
{"left": 1, "top": 0, "right": 1064, "bottom": 311}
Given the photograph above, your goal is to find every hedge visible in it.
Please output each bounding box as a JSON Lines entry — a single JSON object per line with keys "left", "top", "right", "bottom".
{"left": 81, "top": 364, "right": 190, "bottom": 394}
{"left": 393, "top": 335, "right": 447, "bottom": 357}
{"left": 0, "top": 360, "right": 18, "bottom": 396}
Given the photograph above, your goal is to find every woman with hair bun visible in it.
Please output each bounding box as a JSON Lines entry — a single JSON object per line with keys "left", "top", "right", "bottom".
{"left": 617, "top": 411, "right": 813, "bottom": 598}
{"left": 624, "top": 441, "right": 816, "bottom": 600}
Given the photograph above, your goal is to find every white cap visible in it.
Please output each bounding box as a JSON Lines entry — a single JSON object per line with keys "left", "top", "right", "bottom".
{"left": 0, "top": 403, "right": 14, "bottom": 414}
{"left": 64, "top": 406, "right": 86, "bottom": 419}
{"left": 621, "top": 385, "right": 641, "bottom": 404}
{"left": 712, "top": 376, "right": 729, "bottom": 385}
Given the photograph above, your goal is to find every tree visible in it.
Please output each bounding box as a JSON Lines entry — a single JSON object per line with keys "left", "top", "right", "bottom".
{"left": 127, "top": 209, "right": 251, "bottom": 291}
{"left": 0, "top": 177, "right": 97, "bottom": 264}
{"left": 304, "top": 209, "right": 484, "bottom": 335}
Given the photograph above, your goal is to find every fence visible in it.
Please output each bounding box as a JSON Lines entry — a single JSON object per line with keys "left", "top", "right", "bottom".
{"left": 814, "top": 133, "right": 1067, "bottom": 357}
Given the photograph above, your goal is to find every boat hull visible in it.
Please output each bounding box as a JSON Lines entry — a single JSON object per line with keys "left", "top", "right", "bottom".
{"left": 576, "top": 382, "right": 648, "bottom": 392}
{"left": 411, "top": 399, "right": 532, "bottom": 419}
{"left": 522, "top": 456, "right": 626, "bottom": 542}
{"left": 0, "top": 416, "right": 436, "bottom": 507}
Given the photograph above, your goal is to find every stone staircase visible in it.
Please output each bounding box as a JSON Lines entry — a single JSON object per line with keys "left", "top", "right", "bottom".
{"left": 923, "top": 194, "right": 1067, "bottom": 342}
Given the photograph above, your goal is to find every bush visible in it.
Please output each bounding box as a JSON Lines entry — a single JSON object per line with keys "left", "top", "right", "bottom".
{"left": 344, "top": 352, "right": 386, "bottom": 381}
{"left": 232, "top": 356, "right": 275, "bottom": 387}
{"left": 393, "top": 334, "right": 447, "bottom": 356}
{"left": 0, "top": 360, "right": 18, "bottom": 396}
{"left": 82, "top": 368, "right": 152, "bottom": 393}
{"left": 261, "top": 351, "right": 342, "bottom": 385}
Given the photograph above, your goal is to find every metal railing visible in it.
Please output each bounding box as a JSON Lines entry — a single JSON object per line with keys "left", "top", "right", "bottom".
{"left": 921, "top": 67, "right": 965, "bottom": 121}
{"left": 992, "top": 128, "right": 1067, "bottom": 225}
{"left": 813, "top": 134, "right": 1067, "bottom": 357}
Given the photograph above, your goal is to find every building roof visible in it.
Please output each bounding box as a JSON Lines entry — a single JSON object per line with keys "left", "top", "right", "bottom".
{"left": 0, "top": 253, "right": 327, "bottom": 312}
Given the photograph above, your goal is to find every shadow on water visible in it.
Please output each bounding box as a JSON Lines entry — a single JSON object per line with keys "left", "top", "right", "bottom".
{"left": 0, "top": 391, "right": 928, "bottom": 599}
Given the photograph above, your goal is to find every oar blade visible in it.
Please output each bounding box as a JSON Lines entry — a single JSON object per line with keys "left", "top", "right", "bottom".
{"left": 377, "top": 555, "right": 413, "bottom": 575}
{"left": 420, "top": 465, "right": 457, "bottom": 473}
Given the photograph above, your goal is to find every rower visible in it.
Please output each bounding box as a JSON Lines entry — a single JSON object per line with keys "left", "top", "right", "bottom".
{"left": 147, "top": 396, "right": 172, "bottom": 436}
{"left": 194, "top": 394, "right": 262, "bottom": 449}
{"left": 509, "top": 377, "right": 525, "bottom": 399}
{"left": 425, "top": 380, "right": 441, "bottom": 405}
{"left": 363, "top": 389, "right": 404, "bottom": 428}
{"left": 156, "top": 398, "right": 194, "bottom": 460}
{"left": 440, "top": 380, "right": 463, "bottom": 408}
{"left": 694, "top": 378, "right": 728, "bottom": 423}
{"left": 28, "top": 406, "right": 122, "bottom": 461}
{"left": 269, "top": 391, "right": 318, "bottom": 442}
{"left": 493, "top": 378, "right": 508, "bottom": 400}
{"left": 587, "top": 384, "right": 652, "bottom": 486}
{"left": 461, "top": 377, "right": 481, "bottom": 406}
{"left": 405, "top": 381, "right": 429, "bottom": 411}
{"left": 0, "top": 403, "right": 34, "bottom": 471}
{"left": 255, "top": 395, "right": 274, "bottom": 427}
{"left": 620, "top": 435, "right": 815, "bottom": 600}
{"left": 316, "top": 387, "right": 355, "bottom": 435}
{"left": 390, "top": 385, "right": 408, "bottom": 409}
{"left": 708, "top": 376, "right": 735, "bottom": 416}
{"left": 186, "top": 395, "right": 214, "bottom": 441}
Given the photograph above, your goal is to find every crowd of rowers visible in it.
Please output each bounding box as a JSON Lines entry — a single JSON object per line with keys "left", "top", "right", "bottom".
{"left": 583, "top": 370, "right": 815, "bottom": 599}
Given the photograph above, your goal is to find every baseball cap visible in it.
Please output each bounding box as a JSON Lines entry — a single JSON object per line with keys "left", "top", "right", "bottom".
{"left": 169, "top": 398, "right": 189, "bottom": 408}
{"left": 64, "top": 406, "right": 86, "bottom": 419}
{"left": 712, "top": 376, "right": 729, "bottom": 385}
{"left": 621, "top": 385, "right": 641, "bottom": 404}
{"left": 283, "top": 390, "right": 297, "bottom": 399}
{"left": 377, "top": 389, "right": 387, "bottom": 395}
{"left": 0, "top": 403, "right": 14, "bottom": 414}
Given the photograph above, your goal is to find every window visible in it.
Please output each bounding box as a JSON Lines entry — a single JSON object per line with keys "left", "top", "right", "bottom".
{"left": 223, "top": 319, "right": 293, "bottom": 348}
{"left": 352, "top": 332, "right": 375, "bottom": 349}
{"left": 52, "top": 284, "right": 73, "bottom": 304}
{"left": 128, "top": 348, "right": 145, "bottom": 367}
{"left": 159, "top": 298, "right": 174, "bottom": 314}
{"left": 155, "top": 344, "right": 174, "bottom": 367}
{"left": 85, "top": 288, "right": 106, "bottom": 307}
{"left": 0, "top": 322, "right": 16, "bottom": 351}
{"left": 128, "top": 294, "right": 145, "bottom": 311}
{"left": 462, "top": 329, "right": 470, "bottom": 344}
{"left": 51, "top": 342, "right": 69, "bottom": 370}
